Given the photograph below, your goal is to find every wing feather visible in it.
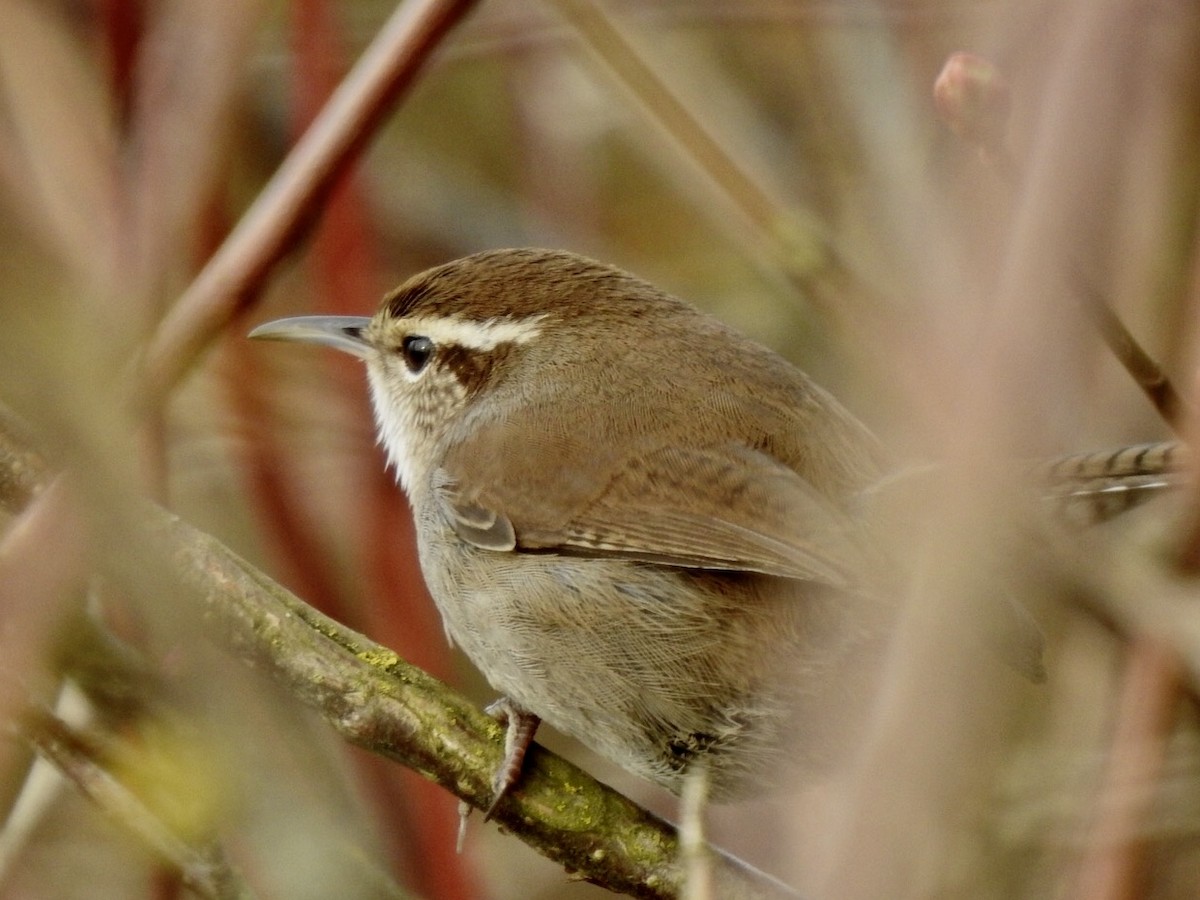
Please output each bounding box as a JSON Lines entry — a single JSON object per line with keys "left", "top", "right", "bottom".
{"left": 445, "top": 444, "right": 865, "bottom": 586}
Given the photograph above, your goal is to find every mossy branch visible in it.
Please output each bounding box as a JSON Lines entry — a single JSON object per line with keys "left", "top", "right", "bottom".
{"left": 0, "top": 416, "right": 796, "bottom": 900}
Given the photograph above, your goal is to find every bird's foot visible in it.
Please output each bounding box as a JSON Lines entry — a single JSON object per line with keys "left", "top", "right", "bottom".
{"left": 483, "top": 697, "right": 540, "bottom": 821}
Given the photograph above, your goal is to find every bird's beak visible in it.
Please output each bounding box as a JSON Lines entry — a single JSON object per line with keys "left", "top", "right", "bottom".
{"left": 248, "top": 316, "right": 373, "bottom": 359}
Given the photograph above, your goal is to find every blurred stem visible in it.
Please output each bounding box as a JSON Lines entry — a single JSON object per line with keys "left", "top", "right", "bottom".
{"left": 99, "top": 0, "right": 143, "bottom": 128}
{"left": 549, "top": 0, "right": 779, "bottom": 237}
{"left": 0, "top": 477, "right": 90, "bottom": 836}
{"left": 935, "top": 50, "right": 1186, "bottom": 432}
{"left": 1168, "top": 214, "right": 1200, "bottom": 572}
{"left": 1070, "top": 639, "right": 1181, "bottom": 900}
{"left": 546, "top": 0, "right": 850, "bottom": 295}
{"left": 20, "top": 707, "right": 256, "bottom": 900}
{"left": 138, "top": 0, "right": 481, "bottom": 408}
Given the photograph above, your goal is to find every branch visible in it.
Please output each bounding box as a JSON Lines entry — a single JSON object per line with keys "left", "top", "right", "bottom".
{"left": 0, "top": 419, "right": 796, "bottom": 899}
{"left": 151, "top": 504, "right": 795, "bottom": 898}
{"left": 137, "top": 0, "right": 481, "bottom": 408}
{"left": 1075, "top": 280, "right": 1186, "bottom": 430}
{"left": 18, "top": 708, "right": 256, "bottom": 900}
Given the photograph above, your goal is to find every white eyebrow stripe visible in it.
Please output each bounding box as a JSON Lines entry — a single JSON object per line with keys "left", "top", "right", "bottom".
{"left": 402, "top": 314, "right": 547, "bottom": 350}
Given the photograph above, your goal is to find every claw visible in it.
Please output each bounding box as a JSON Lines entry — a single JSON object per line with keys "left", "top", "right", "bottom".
{"left": 483, "top": 698, "right": 540, "bottom": 821}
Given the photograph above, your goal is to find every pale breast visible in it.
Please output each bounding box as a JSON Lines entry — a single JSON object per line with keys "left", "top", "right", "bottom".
{"left": 415, "top": 504, "right": 878, "bottom": 798}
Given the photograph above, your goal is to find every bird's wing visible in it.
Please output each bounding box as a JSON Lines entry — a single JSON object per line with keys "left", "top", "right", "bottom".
{"left": 439, "top": 439, "right": 865, "bottom": 587}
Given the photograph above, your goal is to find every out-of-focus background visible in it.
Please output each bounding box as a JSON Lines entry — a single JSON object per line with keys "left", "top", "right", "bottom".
{"left": 1, "top": 1, "right": 1199, "bottom": 898}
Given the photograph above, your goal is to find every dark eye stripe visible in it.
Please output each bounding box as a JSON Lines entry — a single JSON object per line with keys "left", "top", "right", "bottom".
{"left": 401, "top": 335, "right": 434, "bottom": 373}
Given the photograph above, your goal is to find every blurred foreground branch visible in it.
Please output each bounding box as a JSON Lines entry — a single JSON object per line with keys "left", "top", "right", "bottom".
{"left": 0, "top": 417, "right": 795, "bottom": 900}
{"left": 138, "top": 0, "right": 480, "bottom": 407}
{"left": 933, "top": 53, "right": 1187, "bottom": 433}
{"left": 17, "top": 708, "right": 255, "bottom": 900}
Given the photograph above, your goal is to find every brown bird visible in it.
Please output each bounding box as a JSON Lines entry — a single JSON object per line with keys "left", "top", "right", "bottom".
{"left": 249, "top": 248, "right": 966, "bottom": 813}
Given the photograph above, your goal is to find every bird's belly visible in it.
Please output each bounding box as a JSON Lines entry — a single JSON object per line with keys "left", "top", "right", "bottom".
{"left": 419, "top": 536, "right": 872, "bottom": 799}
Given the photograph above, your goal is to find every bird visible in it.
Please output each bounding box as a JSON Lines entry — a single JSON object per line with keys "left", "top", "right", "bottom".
{"left": 248, "top": 247, "right": 1034, "bottom": 814}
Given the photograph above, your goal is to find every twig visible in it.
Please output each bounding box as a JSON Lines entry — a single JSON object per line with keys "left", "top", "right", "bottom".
{"left": 1075, "top": 279, "right": 1186, "bottom": 431}
{"left": 934, "top": 52, "right": 1187, "bottom": 433}
{"left": 548, "top": 0, "right": 778, "bottom": 238}
{"left": 545, "top": 0, "right": 855, "bottom": 296}
{"left": 19, "top": 707, "right": 255, "bottom": 900}
{"left": 0, "top": 477, "right": 90, "bottom": 821}
{"left": 137, "top": 0, "right": 481, "bottom": 407}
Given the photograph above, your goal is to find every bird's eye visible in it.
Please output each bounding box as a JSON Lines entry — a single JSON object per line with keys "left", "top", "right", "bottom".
{"left": 400, "top": 335, "right": 435, "bottom": 373}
